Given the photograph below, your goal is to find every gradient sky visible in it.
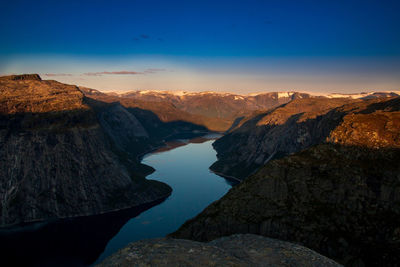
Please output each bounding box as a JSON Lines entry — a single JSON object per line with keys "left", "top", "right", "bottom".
{"left": 1, "top": 0, "right": 399, "bottom": 93}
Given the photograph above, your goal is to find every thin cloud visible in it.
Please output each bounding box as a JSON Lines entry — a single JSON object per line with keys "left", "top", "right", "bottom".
{"left": 132, "top": 34, "right": 165, "bottom": 42}
{"left": 82, "top": 72, "right": 103, "bottom": 76}
{"left": 83, "top": 71, "right": 143, "bottom": 76}
{"left": 104, "top": 71, "right": 143, "bottom": 75}
{"left": 144, "top": 68, "right": 166, "bottom": 74}
{"left": 44, "top": 73, "right": 73, "bottom": 77}
{"left": 132, "top": 34, "right": 150, "bottom": 41}
{"left": 82, "top": 69, "right": 167, "bottom": 76}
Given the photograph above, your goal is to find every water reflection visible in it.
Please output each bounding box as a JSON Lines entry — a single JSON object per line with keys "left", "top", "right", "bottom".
{"left": 0, "top": 198, "right": 166, "bottom": 267}
{"left": 94, "top": 136, "right": 233, "bottom": 264}
{"left": 145, "top": 133, "right": 223, "bottom": 156}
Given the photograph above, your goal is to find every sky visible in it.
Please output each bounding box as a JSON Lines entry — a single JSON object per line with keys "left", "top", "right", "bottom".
{"left": 1, "top": 0, "right": 399, "bottom": 93}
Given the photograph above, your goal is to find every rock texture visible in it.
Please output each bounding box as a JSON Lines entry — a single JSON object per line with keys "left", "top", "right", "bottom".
{"left": 0, "top": 74, "right": 42, "bottom": 81}
{"left": 120, "top": 91, "right": 312, "bottom": 122}
{"left": 83, "top": 88, "right": 314, "bottom": 132}
{"left": 98, "top": 234, "right": 341, "bottom": 267}
{"left": 104, "top": 90, "right": 398, "bottom": 132}
{"left": 0, "top": 75, "right": 172, "bottom": 227}
{"left": 81, "top": 87, "right": 210, "bottom": 140}
{"left": 210, "top": 97, "right": 400, "bottom": 180}
{"left": 172, "top": 97, "right": 400, "bottom": 265}
{"left": 327, "top": 97, "right": 400, "bottom": 148}
{"left": 172, "top": 144, "right": 400, "bottom": 266}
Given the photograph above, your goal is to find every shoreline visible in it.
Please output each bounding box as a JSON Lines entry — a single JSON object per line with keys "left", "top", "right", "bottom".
{"left": 0, "top": 191, "right": 172, "bottom": 231}
{"left": 209, "top": 169, "right": 242, "bottom": 184}
{"left": 0, "top": 131, "right": 218, "bottom": 230}
{"left": 135, "top": 130, "right": 215, "bottom": 162}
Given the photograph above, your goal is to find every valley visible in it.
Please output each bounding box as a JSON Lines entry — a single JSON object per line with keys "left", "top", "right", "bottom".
{"left": 2, "top": 1, "right": 399, "bottom": 266}
{"left": 1, "top": 74, "right": 399, "bottom": 266}
{"left": 1, "top": 136, "right": 232, "bottom": 266}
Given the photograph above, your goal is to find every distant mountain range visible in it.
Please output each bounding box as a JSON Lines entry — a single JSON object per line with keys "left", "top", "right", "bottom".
{"left": 82, "top": 88, "right": 313, "bottom": 131}
{"left": 103, "top": 89, "right": 400, "bottom": 99}
{"left": 106, "top": 88, "right": 400, "bottom": 101}
{"left": 82, "top": 87, "right": 399, "bottom": 132}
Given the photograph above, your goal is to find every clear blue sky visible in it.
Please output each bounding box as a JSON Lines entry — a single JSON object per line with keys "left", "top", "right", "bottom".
{"left": 1, "top": 0, "right": 399, "bottom": 93}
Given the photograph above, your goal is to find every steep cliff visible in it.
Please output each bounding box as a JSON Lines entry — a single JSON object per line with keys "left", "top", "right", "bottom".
{"left": 210, "top": 97, "right": 400, "bottom": 180}
{"left": 0, "top": 75, "right": 171, "bottom": 227}
{"left": 172, "top": 144, "right": 400, "bottom": 266}
{"left": 98, "top": 234, "right": 341, "bottom": 267}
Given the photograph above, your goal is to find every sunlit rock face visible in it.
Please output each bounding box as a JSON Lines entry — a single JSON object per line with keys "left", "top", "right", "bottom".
{"left": 0, "top": 75, "right": 172, "bottom": 227}
{"left": 210, "top": 97, "right": 400, "bottom": 180}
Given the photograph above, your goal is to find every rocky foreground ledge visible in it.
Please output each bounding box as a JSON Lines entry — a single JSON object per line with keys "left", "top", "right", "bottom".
{"left": 97, "top": 234, "right": 341, "bottom": 267}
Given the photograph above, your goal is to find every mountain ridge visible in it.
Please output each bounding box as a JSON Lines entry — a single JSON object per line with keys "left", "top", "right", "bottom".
{"left": 210, "top": 96, "right": 400, "bottom": 180}
{"left": 98, "top": 88, "right": 400, "bottom": 99}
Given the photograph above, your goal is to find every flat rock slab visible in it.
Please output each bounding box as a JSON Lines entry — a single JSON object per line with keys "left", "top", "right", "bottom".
{"left": 98, "top": 234, "right": 341, "bottom": 267}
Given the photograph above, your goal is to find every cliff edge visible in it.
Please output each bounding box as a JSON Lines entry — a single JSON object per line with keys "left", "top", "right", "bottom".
{"left": 0, "top": 75, "right": 171, "bottom": 227}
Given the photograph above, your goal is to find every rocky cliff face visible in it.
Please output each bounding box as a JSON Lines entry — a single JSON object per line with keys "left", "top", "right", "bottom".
{"left": 171, "top": 144, "right": 400, "bottom": 266}
{"left": 98, "top": 234, "right": 341, "bottom": 267}
{"left": 327, "top": 97, "right": 400, "bottom": 148}
{"left": 0, "top": 75, "right": 172, "bottom": 227}
{"left": 210, "top": 97, "right": 400, "bottom": 180}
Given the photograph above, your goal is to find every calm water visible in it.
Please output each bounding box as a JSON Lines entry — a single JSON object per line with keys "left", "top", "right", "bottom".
{"left": 94, "top": 138, "right": 233, "bottom": 264}
{"left": 0, "top": 136, "right": 233, "bottom": 266}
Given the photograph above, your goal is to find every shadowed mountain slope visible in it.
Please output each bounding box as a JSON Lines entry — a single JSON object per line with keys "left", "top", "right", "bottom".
{"left": 0, "top": 75, "right": 191, "bottom": 226}
{"left": 210, "top": 97, "right": 400, "bottom": 180}
{"left": 172, "top": 144, "right": 400, "bottom": 266}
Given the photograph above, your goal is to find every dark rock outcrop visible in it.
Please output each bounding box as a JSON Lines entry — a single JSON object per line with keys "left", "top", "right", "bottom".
{"left": 171, "top": 144, "right": 400, "bottom": 266}
{"left": 0, "top": 74, "right": 42, "bottom": 81}
{"left": 98, "top": 234, "right": 341, "bottom": 267}
{"left": 0, "top": 75, "right": 172, "bottom": 227}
